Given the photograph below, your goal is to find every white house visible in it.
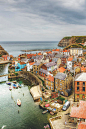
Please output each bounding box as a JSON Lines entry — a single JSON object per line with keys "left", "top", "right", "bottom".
{"left": 67, "top": 57, "right": 73, "bottom": 70}
{"left": 27, "top": 62, "right": 35, "bottom": 71}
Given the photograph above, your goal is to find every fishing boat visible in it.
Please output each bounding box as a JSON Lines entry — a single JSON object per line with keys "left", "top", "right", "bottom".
{"left": 13, "top": 83, "right": 18, "bottom": 89}
{"left": 6, "top": 81, "right": 11, "bottom": 85}
{"left": 42, "top": 110, "right": 48, "bottom": 114}
{"left": 17, "top": 99, "right": 21, "bottom": 106}
{"left": 44, "top": 124, "right": 50, "bottom": 129}
{"left": 50, "top": 111, "right": 54, "bottom": 115}
{"left": 9, "top": 86, "right": 12, "bottom": 90}
{"left": 18, "top": 83, "right": 22, "bottom": 88}
{"left": 12, "top": 81, "right": 17, "bottom": 83}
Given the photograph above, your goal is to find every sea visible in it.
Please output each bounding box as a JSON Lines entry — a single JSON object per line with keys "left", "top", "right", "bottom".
{"left": 0, "top": 41, "right": 61, "bottom": 57}
{"left": 0, "top": 41, "right": 63, "bottom": 129}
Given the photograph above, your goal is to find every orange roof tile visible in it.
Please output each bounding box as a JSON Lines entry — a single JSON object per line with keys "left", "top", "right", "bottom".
{"left": 57, "top": 67, "right": 66, "bottom": 73}
{"left": 38, "top": 52, "right": 42, "bottom": 55}
{"left": 29, "top": 62, "right": 35, "bottom": 65}
{"left": 46, "top": 75, "right": 54, "bottom": 82}
{"left": 68, "top": 57, "right": 73, "bottom": 61}
{"left": 70, "top": 101, "right": 86, "bottom": 119}
{"left": 55, "top": 49, "right": 60, "bottom": 51}
{"left": 20, "top": 62, "right": 25, "bottom": 65}
{"left": 47, "top": 51, "right": 52, "bottom": 54}
{"left": 78, "top": 122, "right": 86, "bottom": 129}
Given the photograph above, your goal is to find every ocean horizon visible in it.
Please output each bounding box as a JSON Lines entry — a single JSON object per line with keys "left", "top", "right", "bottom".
{"left": 0, "top": 41, "right": 63, "bottom": 57}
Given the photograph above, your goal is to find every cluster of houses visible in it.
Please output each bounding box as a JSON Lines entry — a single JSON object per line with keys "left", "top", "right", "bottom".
{"left": 8, "top": 47, "right": 86, "bottom": 100}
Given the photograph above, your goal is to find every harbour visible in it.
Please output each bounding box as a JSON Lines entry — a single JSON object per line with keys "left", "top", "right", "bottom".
{"left": 0, "top": 81, "right": 51, "bottom": 129}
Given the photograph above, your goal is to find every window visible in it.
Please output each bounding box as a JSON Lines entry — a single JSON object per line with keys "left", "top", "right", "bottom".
{"left": 83, "top": 87, "right": 85, "bottom": 91}
{"left": 83, "top": 82, "right": 85, "bottom": 86}
{"left": 77, "top": 82, "right": 79, "bottom": 85}
{"left": 77, "top": 87, "right": 79, "bottom": 91}
{"left": 56, "top": 82, "right": 57, "bottom": 84}
{"left": 60, "top": 83, "right": 62, "bottom": 86}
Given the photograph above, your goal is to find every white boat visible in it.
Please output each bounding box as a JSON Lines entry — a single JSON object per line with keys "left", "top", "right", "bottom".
{"left": 17, "top": 99, "right": 21, "bottom": 106}
{"left": 6, "top": 81, "right": 11, "bottom": 85}
{"left": 9, "top": 86, "right": 12, "bottom": 90}
{"left": 1, "top": 125, "right": 6, "bottom": 129}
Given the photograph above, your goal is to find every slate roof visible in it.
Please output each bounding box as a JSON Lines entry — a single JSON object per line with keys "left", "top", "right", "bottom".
{"left": 54, "top": 72, "right": 66, "bottom": 80}
{"left": 44, "top": 62, "right": 56, "bottom": 67}
{"left": 39, "top": 68, "right": 49, "bottom": 75}
{"left": 55, "top": 54, "right": 63, "bottom": 58}
{"left": 52, "top": 58, "right": 58, "bottom": 63}
{"left": 75, "top": 73, "right": 86, "bottom": 81}
{"left": 33, "top": 62, "right": 40, "bottom": 66}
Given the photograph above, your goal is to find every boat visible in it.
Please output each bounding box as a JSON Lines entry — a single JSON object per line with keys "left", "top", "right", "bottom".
{"left": 50, "top": 111, "right": 54, "bottom": 115}
{"left": 13, "top": 83, "right": 18, "bottom": 89}
{"left": 9, "top": 86, "right": 12, "bottom": 90}
{"left": 44, "top": 124, "right": 50, "bottom": 129}
{"left": 42, "top": 110, "right": 48, "bottom": 114}
{"left": 12, "top": 81, "right": 17, "bottom": 83}
{"left": 6, "top": 81, "right": 11, "bottom": 85}
{"left": 1, "top": 125, "right": 6, "bottom": 129}
{"left": 17, "top": 99, "right": 21, "bottom": 106}
{"left": 18, "top": 83, "right": 22, "bottom": 88}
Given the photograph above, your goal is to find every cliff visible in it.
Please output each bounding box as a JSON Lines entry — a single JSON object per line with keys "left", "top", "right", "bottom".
{"left": 0, "top": 45, "right": 9, "bottom": 55}
{"left": 58, "top": 36, "right": 86, "bottom": 47}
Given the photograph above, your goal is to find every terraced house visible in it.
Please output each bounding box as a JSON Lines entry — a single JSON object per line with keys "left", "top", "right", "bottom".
{"left": 41, "top": 62, "right": 57, "bottom": 73}
{"left": 33, "top": 63, "right": 42, "bottom": 75}
{"left": 45, "top": 75, "right": 54, "bottom": 91}
{"left": 54, "top": 72, "right": 73, "bottom": 96}
{"left": 74, "top": 73, "right": 86, "bottom": 101}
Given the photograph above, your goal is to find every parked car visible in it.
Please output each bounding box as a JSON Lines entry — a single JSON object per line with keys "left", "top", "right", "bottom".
{"left": 62, "top": 101, "right": 70, "bottom": 111}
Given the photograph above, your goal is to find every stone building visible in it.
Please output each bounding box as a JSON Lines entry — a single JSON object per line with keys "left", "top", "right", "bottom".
{"left": 54, "top": 72, "right": 73, "bottom": 96}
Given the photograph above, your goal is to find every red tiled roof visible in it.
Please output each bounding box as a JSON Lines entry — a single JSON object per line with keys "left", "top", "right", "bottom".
{"left": 70, "top": 101, "right": 86, "bottom": 119}
{"left": 55, "top": 49, "right": 59, "bottom": 51}
{"left": 29, "top": 62, "right": 35, "bottom": 65}
{"left": 57, "top": 67, "right": 66, "bottom": 73}
{"left": 46, "top": 75, "right": 54, "bottom": 82}
{"left": 81, "top": 66, "right": 86, "bottom": 72}
{"left": 78, "top": 122, "right": 86, "bottom": 129}
{"left": 38, "top": 52, "right": 42, "bottom": 55}
{"left": 68, "top": 57, "right": 73, "bottom": 61}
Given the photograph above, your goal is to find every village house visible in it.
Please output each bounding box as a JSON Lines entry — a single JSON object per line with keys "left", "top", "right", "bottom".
{"left": 61, "top": 55, "right": 68, "bottom": 65}
{"left": 52, "top": 49, "right": 60, "bottom": 54}
{"left": 19, "top": 54, "right": 28, "bottom": 63}
{"left": 74, "top": 73, "right": 86, "bottom": 101}
{"left": 26, "top": 62, "right": 35, "bottom": 71}
{"left": 57, "top": 67, "right": 66, "bottom": 73}
{"left": 41, "top": 62, "right": 57, "bottom": 73}
{"left": 63, "top": 49, "right": 70, "bottom": 56}
{"left": 33, "top": 62, "right": 43, "bottom": 75}
{"left": 52, "top": 58, "right": 61, "bottom": 69}
{"left": 34, "top": 55, "right": 44, "bottom": 63}
{"left": 70, "top": 101, "right": 86, "bottom": 124}
{"left": 54, "top": 72, "right": 73, "bottom": 96}
{"left": 39, "top": 68, "right": 52, "bottom": 79}
{"left": 67, "top": 57, "right": 73, "bottom": 70}
{"left": 15, "top": 62, "right": 26, "bottom": 72}
{"left": 45, "top": 75, "right": 54, "bottom": 91}
{"left": 70, "top": 48, "right": 83, "bottom": 56}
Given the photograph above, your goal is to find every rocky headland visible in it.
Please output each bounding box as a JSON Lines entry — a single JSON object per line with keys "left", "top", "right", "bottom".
{"left": 58, "top": 36, "right": 86, "bottom": 47}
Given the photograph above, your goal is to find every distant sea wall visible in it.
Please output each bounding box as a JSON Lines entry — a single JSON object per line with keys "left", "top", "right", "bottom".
{"left": 19, "top": 71, "right": 42, "bottom": 86}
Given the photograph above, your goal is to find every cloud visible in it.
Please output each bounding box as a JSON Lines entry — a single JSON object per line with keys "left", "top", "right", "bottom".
{"left": 0, "top": 0, "right": 86, "bottom": 41}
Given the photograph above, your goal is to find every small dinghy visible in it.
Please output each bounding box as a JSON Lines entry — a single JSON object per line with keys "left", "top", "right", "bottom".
{"left": 17, "top": 99, "right": 21, "bottom": 106}
{"left": 6, "top": 81, "right": 11, "bottom": 85}
{"left": 9, "top": 86, "right": 12, "bottom": 90}
{"left": 42, "top": 110, "right": 48, "bottom": 114}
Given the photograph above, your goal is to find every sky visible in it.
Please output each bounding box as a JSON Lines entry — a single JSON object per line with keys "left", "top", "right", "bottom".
{"left": 0, "top": 0, "right": 86, "bottom": 41}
